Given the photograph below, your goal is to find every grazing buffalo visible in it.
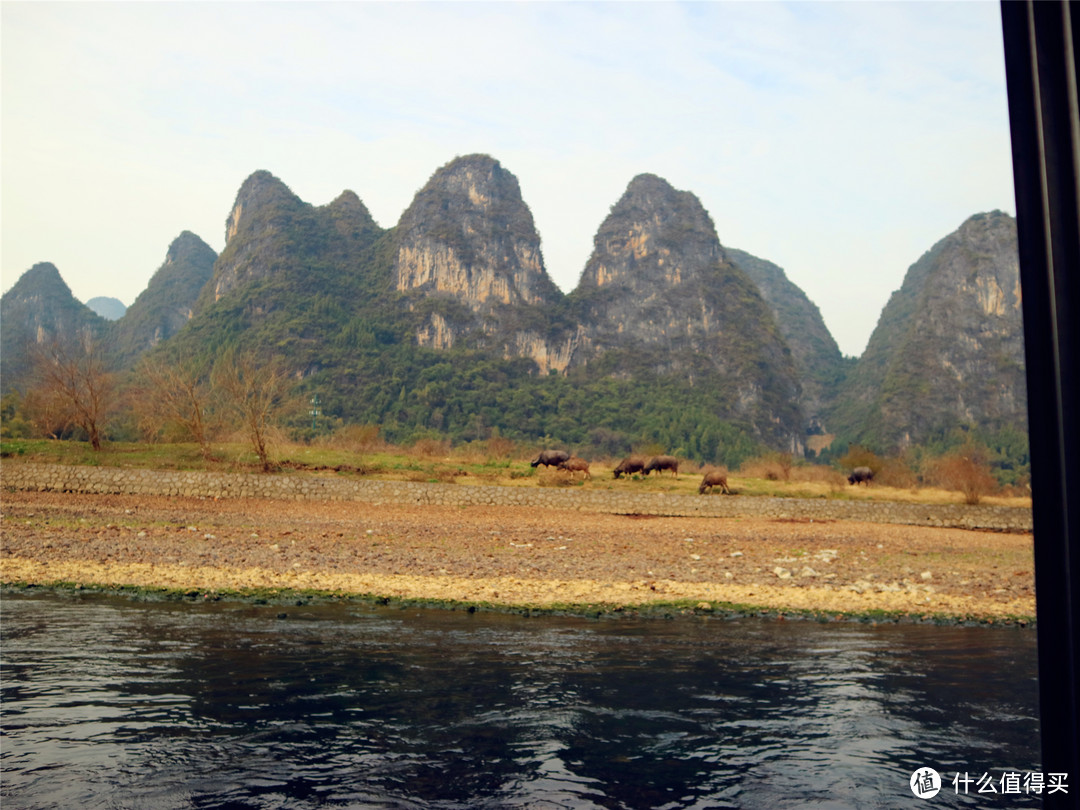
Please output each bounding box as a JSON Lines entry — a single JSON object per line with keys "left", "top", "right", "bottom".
{"left": 848, "top": 466, "right": 874, "bottom": 486}
{"left": 531, "top": 449, "right": 570, "bottom": 468}
{"left": 643, "top": 455, "right": 679, "bottom": 477}
{"left": 558, "top": 456, "right": 592, "bottom": 479}
{"left": 613, "top": 455, "right": 647, "bottom": 479}
{"left": 698, "top": 470, "right": 731, "bottom": 494}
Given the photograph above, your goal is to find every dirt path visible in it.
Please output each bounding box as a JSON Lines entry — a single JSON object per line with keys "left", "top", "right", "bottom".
{"left": 0, "top": 490, "right": 1035, "bottom": 621}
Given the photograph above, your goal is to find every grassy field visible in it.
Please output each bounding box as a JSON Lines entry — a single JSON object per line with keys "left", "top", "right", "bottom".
{"left": 0, "top": 437, "right": 1032, "bottom": 509}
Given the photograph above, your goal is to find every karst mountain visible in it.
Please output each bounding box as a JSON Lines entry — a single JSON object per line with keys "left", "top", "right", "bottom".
{"left": 829, "top": 210, "right": 1025, "bottom": 449}
{"left": 1, "top": 154, "right": 1026, "bottom": 463}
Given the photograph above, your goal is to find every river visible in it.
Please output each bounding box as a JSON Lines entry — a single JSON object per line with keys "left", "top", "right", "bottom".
{"left": 1, "top": 592, "right": 1041, "bottom": 808}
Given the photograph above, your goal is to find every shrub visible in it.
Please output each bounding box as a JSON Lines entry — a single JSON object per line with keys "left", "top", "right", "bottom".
{"left": 635, "top": 442, "right": 667, "bottom": 458}
{"left": 411, "top": 437, "right": 451, "bottom": 458}
{"left": 585, "top": 427, "right": 632, "bottom": 459}
{"left": 774, "top": 452, "right": 793, "bottom": 481}
{"left": 874, "top": 457, "right": 919, "bottom": 489}
{"left": 327, "top": 424, "right": 384, "bottom": 453}
{"left": 790, "top": 464, "right": 848, "bottom": 489}
{"left": 931, "top": 446, "right": 998, "bottom": 505}
{"left": 739, "top": 453, "right": 791, "bottom": 481}
{"left": 833, "top": 446, "right": 916, "bottom": 489}
{"left": 484, "top": 435, "right": 517, "bottom": 460}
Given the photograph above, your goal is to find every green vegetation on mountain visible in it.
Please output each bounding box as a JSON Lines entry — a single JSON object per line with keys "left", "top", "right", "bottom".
{"left": 117, "top": 164, "right": 782, "bottom": 465}
{"left": 109, "top": 231, "right": 217, "bottom": 367}
{"left": 1, "top": 161, "right": 1029, "bottom": 484}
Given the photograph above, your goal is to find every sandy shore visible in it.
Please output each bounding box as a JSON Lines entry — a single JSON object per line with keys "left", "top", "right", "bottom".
{"left": 0, "top": 490, "right": 1036, "bottom": 621}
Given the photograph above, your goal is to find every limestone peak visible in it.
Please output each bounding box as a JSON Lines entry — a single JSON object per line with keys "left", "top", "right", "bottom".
{"left": 225, "top": 170, "right": 302, "bottom": 245}
{"left": 394, "top": 154, "right": 560, "bottom": 309}
{"left": 577, "top": 174, "right": 722, "bottom": 294}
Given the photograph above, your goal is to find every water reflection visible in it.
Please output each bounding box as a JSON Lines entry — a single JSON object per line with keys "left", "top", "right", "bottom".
{"left": 1, "top": 593, "right": 1039, "bottom": 809}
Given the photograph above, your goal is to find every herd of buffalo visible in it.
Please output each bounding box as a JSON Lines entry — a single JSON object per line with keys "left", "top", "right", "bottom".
{"left": 530, "top": 450, "right": 873, "bottom": 494}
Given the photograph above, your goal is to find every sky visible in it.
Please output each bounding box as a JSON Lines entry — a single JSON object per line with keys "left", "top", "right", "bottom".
{"left": 1, "top": 0, "right": 1015, "bottom": 358}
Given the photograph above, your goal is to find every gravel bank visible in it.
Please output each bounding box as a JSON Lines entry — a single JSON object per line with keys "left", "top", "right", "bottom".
{"left": 0, "top": 491, "right": 1035, "bottom": 621}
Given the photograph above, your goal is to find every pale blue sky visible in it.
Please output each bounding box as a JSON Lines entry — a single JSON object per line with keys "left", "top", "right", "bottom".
{"left": 1, "top": 1, "right": 1014, "bottom": 357}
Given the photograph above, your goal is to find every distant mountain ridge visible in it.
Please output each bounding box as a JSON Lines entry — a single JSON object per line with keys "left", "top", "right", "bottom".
{"left": 1, "top": 155, "right": 1025, "bottom": 464}
{"left": 86, "top": 297, "right": 126, "bottom": 320}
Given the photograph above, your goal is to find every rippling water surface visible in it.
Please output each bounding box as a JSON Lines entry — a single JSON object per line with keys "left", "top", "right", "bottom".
{"left": 1, "top": 593, "right": 1039, "bottom": 809}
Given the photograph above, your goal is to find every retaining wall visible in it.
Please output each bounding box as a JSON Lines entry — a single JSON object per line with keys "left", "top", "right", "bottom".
{"left": 1, "top": 463, "right": 1032, "bottom": 532}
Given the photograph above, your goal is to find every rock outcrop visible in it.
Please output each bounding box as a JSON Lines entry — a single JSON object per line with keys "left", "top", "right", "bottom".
{"left": 395, "top": 154, "right": 561, "bottom": 309}
{"left": 394, "top": 154, "right": 577, "bottom": 371}
{"left": 203, "top": 170, "right": 310, "bottom": 306}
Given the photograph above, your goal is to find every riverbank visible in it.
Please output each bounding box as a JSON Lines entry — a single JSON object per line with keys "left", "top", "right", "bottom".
{"left": 0, "top": 489, "right": 1035, "bottom": 622}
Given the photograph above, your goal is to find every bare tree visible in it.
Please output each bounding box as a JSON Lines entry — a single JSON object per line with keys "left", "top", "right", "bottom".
{"left": 22, "top": 386, "right": 75, "bottom": 440}
{"left": 212, "top": 349, "right": 292, "bottom": 472}
{"left": 134, "top": 353, "right": 217, "bottom": 459}
{"left": 30, "top": 336, "right": 116, "bottom": 450}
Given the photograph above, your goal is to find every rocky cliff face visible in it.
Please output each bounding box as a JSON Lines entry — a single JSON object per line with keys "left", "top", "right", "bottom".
{"left": 831, "top": 211, "right": 1025, "bottom": 448}
{"left": 572, "top": 174, "right": 804, "bottom": 446}
{"left": 394, "top": 155, "right": 576, "bottom": 371}
{"left": 0, "top": 262, "right": 107, "bottom": 394}
{"left": 575, "top": 174, "right": 724, "bottom": 335}
{"left": 395, "top": 155, "right": 560, "bottom": 308}
{"left": 109, "top": 231, "right": 217, "bottom": 365}
{"left": 726, "top": 247, "right": 850, "bottom": 431}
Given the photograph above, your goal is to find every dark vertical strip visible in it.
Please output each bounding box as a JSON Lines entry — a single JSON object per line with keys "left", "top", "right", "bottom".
{"left": 1001, "top": 1, "right": 1080, "bottom": 805}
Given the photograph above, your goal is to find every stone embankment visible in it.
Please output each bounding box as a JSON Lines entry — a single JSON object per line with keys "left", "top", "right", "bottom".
{"left": 1, "top": 463, "right": 1031, "bottom": 533}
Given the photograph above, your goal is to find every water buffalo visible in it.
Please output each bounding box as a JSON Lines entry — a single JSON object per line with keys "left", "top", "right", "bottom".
{"left": 848, "top": 466, "right": 874, "bottom": 486}
{"left": 698, "top": 470, "right": 731, "bottom": 494}
{"left": 613, "top": 455, "right": 647, "bottom": 479}
{"left": 643, "top": 455, "right": 679, "bottom": 477}
{"left": 531, "top": 449, "right": 570, "bottom": 468}
{"left": 557, "top": 456, "right": 591, "bottom": 479}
